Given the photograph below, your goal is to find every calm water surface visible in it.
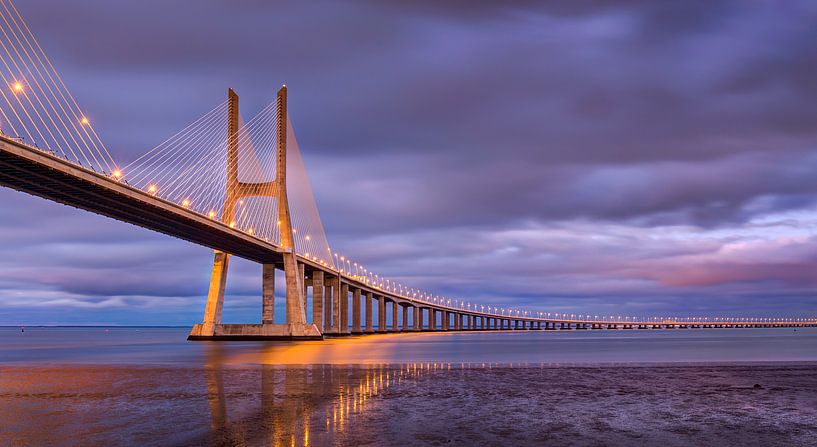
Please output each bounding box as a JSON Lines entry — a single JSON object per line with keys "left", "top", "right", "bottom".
{"left": 1, "top": 326, "right": 816, "bottom": 365}
{"left": 1, "top": 328, "right": 816, "bottom": 446}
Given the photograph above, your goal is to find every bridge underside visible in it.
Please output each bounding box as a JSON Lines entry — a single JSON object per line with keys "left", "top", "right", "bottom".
{"left": 0, "top": 137, "right": 283, "bottom": 264}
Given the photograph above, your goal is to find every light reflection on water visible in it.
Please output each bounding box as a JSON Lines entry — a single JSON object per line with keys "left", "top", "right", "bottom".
{"left": 198, "top": 343, "right": 466, "bottom": 446}
{"left": 199, "top": 350, "right": 506, "bottom": 446}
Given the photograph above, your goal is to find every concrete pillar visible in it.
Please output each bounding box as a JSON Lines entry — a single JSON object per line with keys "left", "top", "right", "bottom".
{"left": 333, "top": 279, "right": 341, "bottom": 332}
{"left": 402, "top": 304, "right": 409, "bottom": 331}
{"left": 352, "top": 288, "right": 361, "bottom": 333}
{"left": 340, "top": 283, "right": 349, "bottom": 334}
{"left": 392, "top": 301, "right": 399, "bottom": 332}
{"left": 364, "top": 292, "right": 374, "bottom": 333}
{"left": 378, "top": 295, "right": 386, "bottom": 332}
{"left": 298, "top": 263, "right": 306, "bottom": 304}
{"left": 324, "top": 281, "right": 332, "bottom": 331}
{"left": 442, "top": 311, "right": 449, "bottom": 331}
{"left": 261, "top": 264, "right": 275, "bottom": 324}
{"left": 428, "top": 309, "right": 436, "bottom": 330}
{"left": 201, "top": 251, "right": 229, "bottom": 335}
{"left": 413, "top": 306, "right": 420, "bottom": 330}
{"left": 311, "top": 271, "right": 323, "bottom": 331}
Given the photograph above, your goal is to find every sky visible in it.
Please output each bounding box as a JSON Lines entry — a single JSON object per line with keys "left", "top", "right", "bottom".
{"left": 1, "top": 0, "right": 817, "bottom": 325}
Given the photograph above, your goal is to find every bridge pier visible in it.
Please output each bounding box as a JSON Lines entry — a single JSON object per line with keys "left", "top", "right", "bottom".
{"left": 312, "top": 271, "right": 324, "bottom": 332}
{"left": 262, "top": 263, "right": 275, "bottom": 324}
{"left": 365, "top": 292, "right": 374, "bottom": 333}
{"left": 352, "top": 288, "right": 362, "bottom": 334}
{"left": 340, "top": 283, "right": 350, "bottom": 334}
{"left": 392, "top": 301, "right": 399, "bottom": 332}
{"left": 331, "top": 278, "right": 341, "bottom": 333}
{"left": 322, "top": 278, "right": 333, "bottom": 332}
{"left": 378, "top": 295, "right": 387, "bottom": 333}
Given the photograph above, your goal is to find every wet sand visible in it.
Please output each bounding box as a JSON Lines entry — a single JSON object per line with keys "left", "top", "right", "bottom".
{"left": 1, "top": 363, "right": 816, "bottom": 446}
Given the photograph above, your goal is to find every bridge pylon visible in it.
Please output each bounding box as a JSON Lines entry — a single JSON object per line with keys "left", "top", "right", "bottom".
{"left": 189, "top": 87, "right": 322, "bottom": 340}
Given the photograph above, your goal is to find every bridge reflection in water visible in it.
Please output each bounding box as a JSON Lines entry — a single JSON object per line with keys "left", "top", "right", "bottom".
{"left": 198, "top": 344, "right": 446, "bottom": 446}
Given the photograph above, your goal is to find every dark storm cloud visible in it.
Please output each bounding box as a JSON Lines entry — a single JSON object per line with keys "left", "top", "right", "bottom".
{"left": 2, "top": 0, "right": 817, "bottom": 323}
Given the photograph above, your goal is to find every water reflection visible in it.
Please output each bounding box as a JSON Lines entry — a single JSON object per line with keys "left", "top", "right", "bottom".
{"left": 198, "top": 344, "right": 444, "bottom": 446}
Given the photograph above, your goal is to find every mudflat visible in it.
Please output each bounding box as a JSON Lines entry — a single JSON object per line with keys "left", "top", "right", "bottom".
{"left": 1, "top": 363, "right": 816, "bottom": 446}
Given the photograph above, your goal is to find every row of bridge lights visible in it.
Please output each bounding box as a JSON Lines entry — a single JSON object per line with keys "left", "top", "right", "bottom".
{"left": 325, "top": 251, "right": 541, "bottom": 317}
{"left": 314, "top": 250, "right": 817, "bottom": 324}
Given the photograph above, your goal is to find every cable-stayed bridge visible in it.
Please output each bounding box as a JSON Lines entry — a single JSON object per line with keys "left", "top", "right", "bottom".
{"left": 0, "top": 0, "right": 813, "bottom": 339}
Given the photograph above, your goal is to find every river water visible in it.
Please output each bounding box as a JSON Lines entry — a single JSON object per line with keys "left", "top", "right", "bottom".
{"left": 1, "top": 327, "right": 816, "bottom": 446}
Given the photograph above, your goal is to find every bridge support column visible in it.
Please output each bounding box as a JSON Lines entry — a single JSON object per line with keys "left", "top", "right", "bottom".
{"left": 378, "top": 295, "right": 386, "bottom": 333}
{"left": 262, "top": 264, "right": 275, "bottom": 324}
{"left": 198, "top": 251, "right": 230, "bottom": 336}
{"left": 312, "top": 271, "right": 323, "bottom": 331}
{"left": 331, "top": 278, "right": 341, "bottom": 333}
{"left": 413, "top": 306, "right": 420, "bottom": 330}
{"left": 352, "top": 288, "right": 361, "bottom": 334}
{"left": 340, "top": 283, "right": 349, "bottom": 334}
{"left": 324, "top": 281, "right": 333, "bottom": 332}
{"left": 392, "top": 301, "right": 399, "bottom": 332}
{"left": 365, "top": 292, "right": 374, "bottom": 333}
{"left": 402, "top": 305, "right": 409, "bottom": 331}
{"left": 428, "top": 309, "right": 436, "bottom": 330}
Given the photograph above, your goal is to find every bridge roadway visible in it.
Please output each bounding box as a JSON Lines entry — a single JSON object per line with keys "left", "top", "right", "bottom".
{"left": 2, "top": 135, "right": 816, "bottom": 336}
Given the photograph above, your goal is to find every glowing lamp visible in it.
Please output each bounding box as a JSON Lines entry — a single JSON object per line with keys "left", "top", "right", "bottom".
{"left": 12, "top": 82, "right": 23, "bottom": 93}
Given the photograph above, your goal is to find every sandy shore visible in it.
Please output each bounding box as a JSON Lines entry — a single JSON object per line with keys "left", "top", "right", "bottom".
{"left": 1, "top": 363, "right": 816, "bottom": 446}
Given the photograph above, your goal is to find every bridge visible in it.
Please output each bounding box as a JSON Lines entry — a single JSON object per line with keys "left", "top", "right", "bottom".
{"left": 0, "top": 0, "right": 814, "bottom": 339}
